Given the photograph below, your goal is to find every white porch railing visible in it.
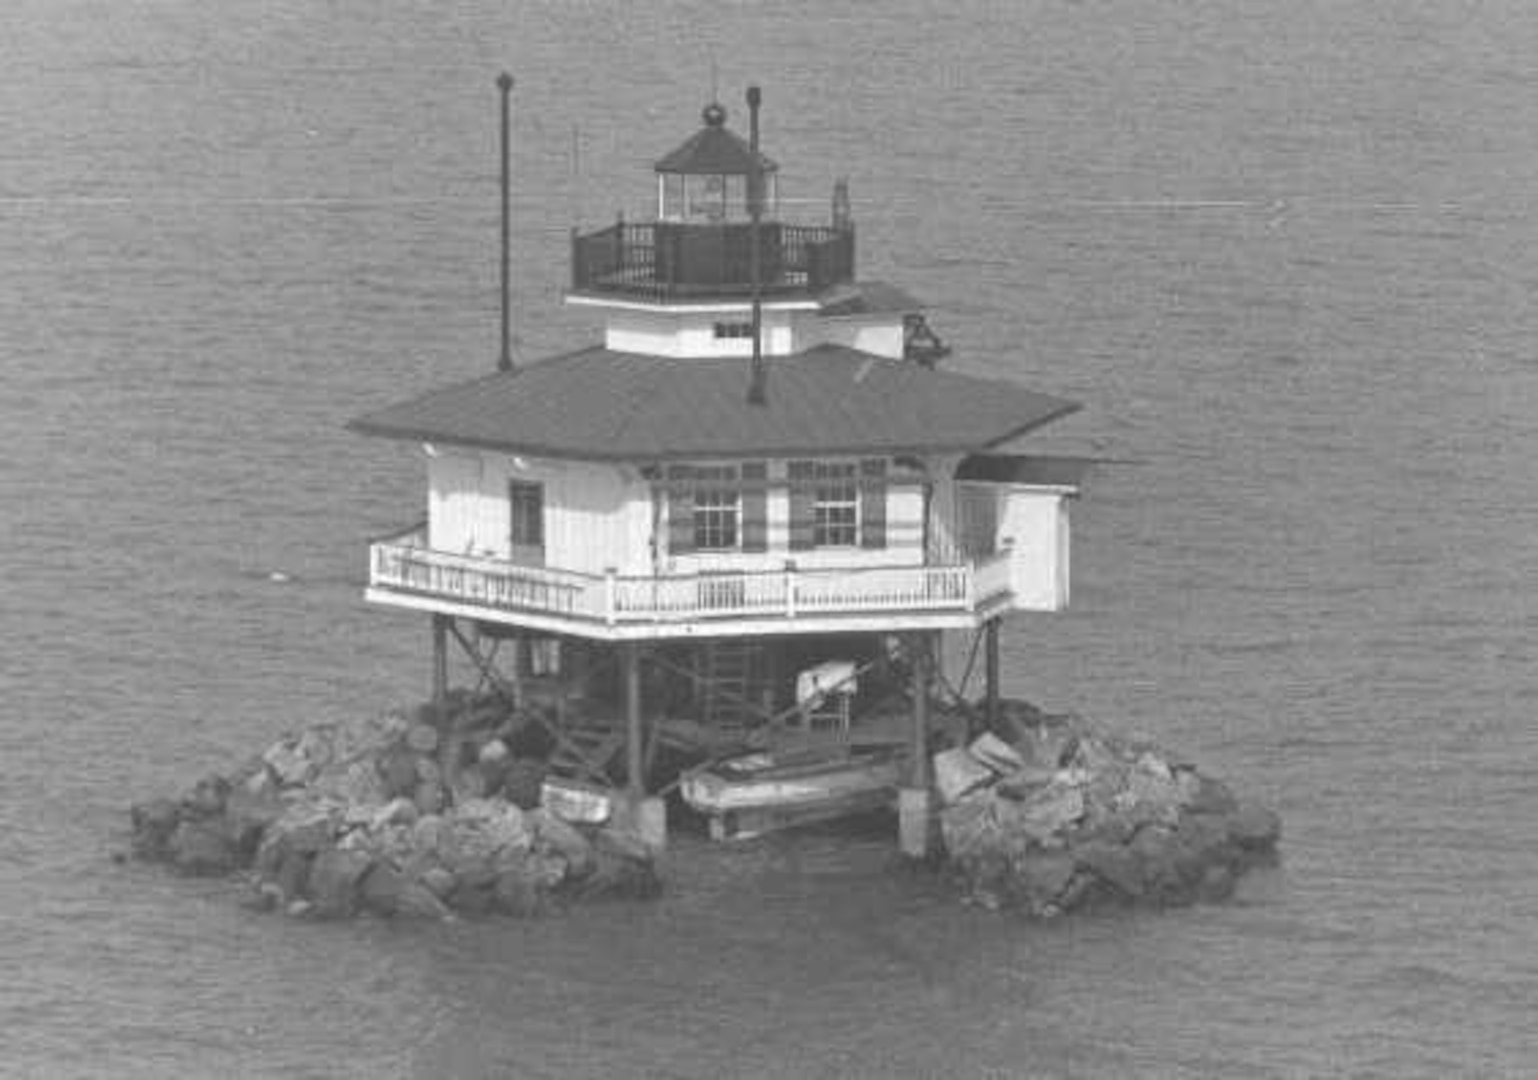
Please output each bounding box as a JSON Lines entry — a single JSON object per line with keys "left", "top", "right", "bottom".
{"left": 971, "top": 552, "right": 1014, "bottom": 607}
{"left": 367, "top": 526, "right": 998, "bottom": 628}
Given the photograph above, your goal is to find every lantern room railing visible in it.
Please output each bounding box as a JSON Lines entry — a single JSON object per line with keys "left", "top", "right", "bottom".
{"left": 571, "top": 221, "right": 855, "bottom": 301}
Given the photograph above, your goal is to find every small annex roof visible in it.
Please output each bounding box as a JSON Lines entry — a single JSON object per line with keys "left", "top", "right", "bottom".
{"left": 349, "top": 345, "right": 1078, "bottom": 462}
{"left": 955, "top": 453, "right": 1097, "bottom": 487}
{"left": 816, "top": 281, "right": 925, "bottom": 318}
{"left": 654, "top": 103, "right": 778, "bottom": 176}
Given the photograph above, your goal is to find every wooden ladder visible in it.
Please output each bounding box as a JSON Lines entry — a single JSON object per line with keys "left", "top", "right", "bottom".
{"left": 702, "top": 640, "right": 763, "bottom": 734}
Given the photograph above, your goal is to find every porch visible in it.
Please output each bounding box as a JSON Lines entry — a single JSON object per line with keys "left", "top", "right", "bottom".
{"left": 366, "top": 525, "right": 1015, "bottom": 641}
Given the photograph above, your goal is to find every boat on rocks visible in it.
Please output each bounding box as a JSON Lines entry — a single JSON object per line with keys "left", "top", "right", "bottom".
{"left": 680, "top": 742, "right": 905, "bottom": 841}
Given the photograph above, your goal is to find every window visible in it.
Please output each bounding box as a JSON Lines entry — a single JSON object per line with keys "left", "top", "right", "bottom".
{"left": 660, "top": 174, "right": 685, "bottom": 221}
{"left": 812, "top": 462, "right": 859, "bottom": 546}
{"left": 665, "top": 462, "right": 765, "bottom": 556}
{"left": 713, "top": 321, "right": 754, "bottom": 340}
{"left": 790, "top": 458, "right": 887, "bottom": 551}
{"left": 692, "top": 465, "right": 739, "bottom": 550}
{"left": 509, "top": 481, "right": 543, "bottom": 548}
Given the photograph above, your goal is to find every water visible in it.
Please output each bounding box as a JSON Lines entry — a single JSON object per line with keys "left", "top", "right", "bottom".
{"left": 6, "top": 1, "right": 1538, "bottom": 1075}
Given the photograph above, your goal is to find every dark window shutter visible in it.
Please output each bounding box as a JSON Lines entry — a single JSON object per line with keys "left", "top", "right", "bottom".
{"left": 860, "top": 458, "right": 887, "bottom": 549}
{"left": 740, "top": 461, "right": 768, "bottom": 552}
{"left": 666, "top": 465, "right": 694, "bottom": 555}
{"left": 788, "top": 461, "right": 815, "bottom": 551}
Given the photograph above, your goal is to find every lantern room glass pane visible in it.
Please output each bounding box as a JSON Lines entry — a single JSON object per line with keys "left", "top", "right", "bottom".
{"left": 684, "top": 174, "right": 727, "bottom": 222}
{"left": 665, "top": 172, "right": 774, "bottom": 223}
{"left": 660, "top": 174, "right": 685, "bottom": 220}
{"left": 724, "top": 175, "right": 746, "bottom": 220}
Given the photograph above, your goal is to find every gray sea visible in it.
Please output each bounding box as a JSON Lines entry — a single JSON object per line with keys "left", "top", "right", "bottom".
{"left": 6, "top": 1, "right": 1538, "bottom": 1076}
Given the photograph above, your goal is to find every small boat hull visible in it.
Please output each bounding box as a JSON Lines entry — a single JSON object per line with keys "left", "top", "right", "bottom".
{"left": 681, "top": 746, "right": 903, "bottom": 840}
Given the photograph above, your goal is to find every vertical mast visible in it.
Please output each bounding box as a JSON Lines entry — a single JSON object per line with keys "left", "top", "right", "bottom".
{"left": 746, "top": 85, "right": 766, "bottom": 406}
{"left": 497, "top": 71, "right": 515, "bottom": 373}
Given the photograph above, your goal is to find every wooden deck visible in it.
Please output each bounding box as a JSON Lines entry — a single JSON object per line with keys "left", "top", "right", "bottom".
{"left": 365, "top": 526, "right": 1014, "bottom": 640}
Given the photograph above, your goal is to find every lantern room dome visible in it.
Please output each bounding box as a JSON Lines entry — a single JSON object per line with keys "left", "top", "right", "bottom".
{"left": 654, "top": 102, "right": 778, "bottom": 176}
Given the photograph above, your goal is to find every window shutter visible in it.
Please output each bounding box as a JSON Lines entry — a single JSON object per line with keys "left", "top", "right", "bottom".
{"left": 860, "top": 458, "right": 887, "bottom": 549}
{"left": 666, "top": 464, "right": 694, "bottom": 555}
{"left": 788, "top": 461, "right": 815, "bottom": 551}
{"left": 740, "top": 461, "right": 768, "bottom": 552}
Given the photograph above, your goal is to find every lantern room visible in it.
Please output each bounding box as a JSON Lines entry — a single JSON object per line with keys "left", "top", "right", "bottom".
{"left": 655, "top": 101, "right": 779, "bottom": 223}
{"left": 569, "top": 90, "right": 854, "bottom": 303}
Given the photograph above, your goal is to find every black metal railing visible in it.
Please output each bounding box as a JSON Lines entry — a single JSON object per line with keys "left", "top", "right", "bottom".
{"left": 571, "top": 221, "right": 855, "bottom": 301}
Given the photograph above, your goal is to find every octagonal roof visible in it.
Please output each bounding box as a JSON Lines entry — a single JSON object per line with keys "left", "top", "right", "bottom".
{"left": 349, "top": 345, "right": 1077, "bottom": 462}
{"left": 654, "top": 102, "right": 778, "bottom": 176}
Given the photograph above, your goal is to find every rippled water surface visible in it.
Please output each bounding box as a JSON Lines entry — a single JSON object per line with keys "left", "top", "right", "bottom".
{"left": 6, "top": 1, "right": 1538, "bottom": 1076}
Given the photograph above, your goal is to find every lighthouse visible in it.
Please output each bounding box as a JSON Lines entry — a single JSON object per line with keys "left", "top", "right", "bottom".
{"left": 349, "top": 87, "right": 1087, "bottom": 853}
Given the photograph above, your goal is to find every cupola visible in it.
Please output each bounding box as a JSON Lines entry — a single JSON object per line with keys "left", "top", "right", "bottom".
{"left": 654, "top": 102, "right": 779, "bottom": 223}
{"left": 569, "top": 90, "right": 854, "bottom": 304}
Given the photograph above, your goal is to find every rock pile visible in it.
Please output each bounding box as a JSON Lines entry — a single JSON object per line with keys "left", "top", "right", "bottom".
{"left": 936, "top": 701, "right": 1280, "bottom": 915}
{"left": 129, "top": 695, "right": 659, "bottom": 919}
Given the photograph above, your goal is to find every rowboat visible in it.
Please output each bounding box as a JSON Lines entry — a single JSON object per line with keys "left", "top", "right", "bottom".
{"left": 680, "top": 743, "right": 904, "bottom": 840}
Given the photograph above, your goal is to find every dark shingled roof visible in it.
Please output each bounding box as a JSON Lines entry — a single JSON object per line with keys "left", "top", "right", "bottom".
{"left": 955, "top": 454, "right": 1098, "bottom": 486}
{"left": 348, "top": 345, "right": 1078, "bottom": 462}
{"left": 654, "top": 114, "right": 778, "bottom": 176}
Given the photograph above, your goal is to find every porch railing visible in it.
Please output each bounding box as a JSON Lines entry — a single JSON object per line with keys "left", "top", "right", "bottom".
{"left": 971, "top": 552, "right": 1014, "bottom": 607}
{"left": 368, "top": 530, "right": 993, "bottom": 628}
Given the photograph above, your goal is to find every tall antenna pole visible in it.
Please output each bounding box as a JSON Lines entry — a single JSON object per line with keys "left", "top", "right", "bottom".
{"left": 746, "top": 85, "right": 766, "bottom": 406}
{"left": 497, "top": 71, "right": 514, "bottom": 373}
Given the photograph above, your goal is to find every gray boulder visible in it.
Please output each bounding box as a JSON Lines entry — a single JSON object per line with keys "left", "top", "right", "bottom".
{"left": 395, "top": 879, "right": 453, "bottom": 920}
{"left": 129, "top": 798, "right": 183, "bottom": 861}
{"left": 1074, "top": 838, "right": 1146, "bottom": 898}
{"left": 1010, "top": 850, "right": 1077, "bottom": 914}
{"left": 529, "top": 808, "right": 594, "bottom": 880}
{"left": 169, "top": 819, "right": 238, "bottom": 876}
{"left": 308, "top": 848, "right": 374, "bottom": 919}
{"left": 492, "top": 860, "right": 544, "bottom": 916}
{"left": 358, "top": 862, "right": 406, "bottom": 916}
{"left": 263, "top": 804, "right": 339, "bottom": 858}
{"left": 222, "top": 788, "right": 285, "bottom": 861}
{"left": 1228, "top": 802, "right": 1282, "bottom": 851}
{"left": 184, "top": 774, "right": 231, "bottom": 819}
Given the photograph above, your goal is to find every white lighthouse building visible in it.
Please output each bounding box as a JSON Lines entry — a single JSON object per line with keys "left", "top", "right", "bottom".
{"left": 350, "top": 90, "right": 1086, "bottom": 852}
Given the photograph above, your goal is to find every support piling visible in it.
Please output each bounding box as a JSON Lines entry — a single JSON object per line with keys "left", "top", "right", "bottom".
{"left": 431, "top": 614, "right": 450, "bottom": 722}
{"left": 984, "top": 617, "right": 1001, "bottom": 734}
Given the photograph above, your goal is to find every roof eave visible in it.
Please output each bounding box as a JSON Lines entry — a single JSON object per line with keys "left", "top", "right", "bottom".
{"left": 346, "top": 403, "right": 1082, "bottom": 464}
{"left": 978, "top": 399, "right": 1083, "bottom": 450}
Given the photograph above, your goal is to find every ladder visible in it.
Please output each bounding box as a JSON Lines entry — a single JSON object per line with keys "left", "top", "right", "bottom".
{"left": 701, "top": 640, "right": 763, "bottom": 733}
